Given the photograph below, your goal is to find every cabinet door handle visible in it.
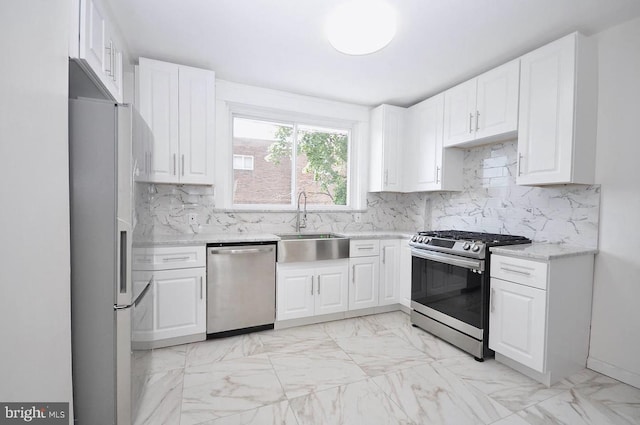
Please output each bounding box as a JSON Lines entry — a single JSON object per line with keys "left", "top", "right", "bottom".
{"left": 311, "top": 275, "right": 314, "bottom": 295}
{"left": 518, "top": 153, "right": 523, "bottom": 176}
{"left": 111, "top": 43, "right": 117, "bottom": 82}
{"left": 104, "top": 40, "right": 113, "bottom": 77}
{"left": 436, "top": 166, "right": 441, "bottom": 184}
{"left": 317, "top": 275, "right": 321, "bottom": 294}
{"left": 469, "top": 113, "right": 474, "bottom": 133}
{"left": 162, "top": 256, "right": 190, "bottom": 262}
{"left": 475, "top": 110, "right": 480, "bottom": 131}
{"left": 352, "top": 265, "right": 355, "bottom": 283}
{"left": 181, "top": 154, "right": 185, "bottom": 176}
{"left": 173, "top": 154, "right": 177, "bottom": 175}
{"left": 501, "top": 266, "right": 531, "bottom": 276}
{"left": 200, "top": 277, "right": 203, "bottom": 300}
{"left": 384, "top": 169, "right": 388, "bottom": 185}
{"left": 491, "top": 288, "right": 495, "bottom": 312}
{"left": 382, "top": 247, "right": 386, "bottom": 264}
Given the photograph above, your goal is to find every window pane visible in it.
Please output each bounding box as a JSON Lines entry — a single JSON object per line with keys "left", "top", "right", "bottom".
{"left": 233, "top": 117, "right": 292, "bottom": 205}
{"left": 296, "top": 125, "right": 349, "bottom": 206}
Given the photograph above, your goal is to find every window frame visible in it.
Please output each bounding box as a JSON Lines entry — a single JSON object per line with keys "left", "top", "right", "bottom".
{"left": 223, "top": 104, "right": 360, "bottom": 211}
{"left": 227, "top": 110, "right": 355, "bottom": 211}
{"left": 232, "top": 154, "right": 255, "bottom": 171}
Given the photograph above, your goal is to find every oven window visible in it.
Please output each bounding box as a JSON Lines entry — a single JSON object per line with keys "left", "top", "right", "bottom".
{"left": 411, "top": 256, "right": 483, "bottom": 329}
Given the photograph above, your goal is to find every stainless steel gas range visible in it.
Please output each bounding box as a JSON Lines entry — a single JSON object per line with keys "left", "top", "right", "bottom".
{"left": 409, "top": 230, "right": 531, "bottom": 361}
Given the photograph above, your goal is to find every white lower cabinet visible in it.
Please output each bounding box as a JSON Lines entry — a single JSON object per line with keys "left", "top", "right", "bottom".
{"left": 379, "top": 240, "right": 400, "bottom": 306}
{"left": 489, "top": 252, "right": 595, "bottom": 386}
{"left": 489, "top": 277, "right": 546, "bottom": 372}
{"left": 133, "top": 269, "right": 206, "bottom": 342}
{"left": 276, "top": 238, "right": 412, "bottom": 324}
{"left": 132, "top": 245, "right": 206, "bottom": 347}
{"left": 277, "top": 260, "right": 348, "bottom": 321}
{"left": 349, "top": 256, "right": 380, "bottom": 310}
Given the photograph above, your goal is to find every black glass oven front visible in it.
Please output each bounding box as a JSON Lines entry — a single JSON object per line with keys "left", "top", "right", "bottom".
{"left": 411, "top": 253, "right": 486, "bottom": 331}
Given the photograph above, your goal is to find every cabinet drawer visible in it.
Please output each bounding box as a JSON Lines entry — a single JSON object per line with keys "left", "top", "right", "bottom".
{"left": 133, "top": 245, "right": 206, "bottom": 270}
{"left": 491, "top": 254, "right": 548, "bottom": 290}
{"left": 349, "top": 239, "right": 380, "bottom": 257}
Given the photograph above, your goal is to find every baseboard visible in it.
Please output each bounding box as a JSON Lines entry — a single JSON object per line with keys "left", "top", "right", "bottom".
{"left": 275, "top": 304, "right": 406, "bottom": 330}
{"left": 495, "top": 353, "right": 552, "bottom": 387}
{"left": 587, "top": 357, "right": 640, "bottom": 389}
{"left": 132, "top": 333, "right": 205, "bottom": 350}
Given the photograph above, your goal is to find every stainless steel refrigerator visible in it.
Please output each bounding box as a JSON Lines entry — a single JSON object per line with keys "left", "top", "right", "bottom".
{"left": 69, "top": 98, "right": 149, "bottom": 425}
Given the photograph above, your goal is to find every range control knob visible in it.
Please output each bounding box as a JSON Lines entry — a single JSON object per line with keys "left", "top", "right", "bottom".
{"left": 424, "top": 237, "right": 431, "bottom": 244}
{"left": 411, "top": 235, "right": 418, "bottom": 242}
{"left": 462, "top": 242, "right": 471, "bottom": 250}
{"left": 471, "top": 244, "right": 481, "bottom": 253}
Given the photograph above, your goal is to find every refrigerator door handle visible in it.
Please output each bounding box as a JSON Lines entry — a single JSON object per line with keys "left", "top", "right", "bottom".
{"left": 115, "top": 220, "right": 133, "bottom": 307}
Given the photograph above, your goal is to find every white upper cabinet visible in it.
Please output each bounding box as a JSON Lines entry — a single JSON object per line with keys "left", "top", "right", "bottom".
{"left": 369, "top": 104, "right": 406, "bottom": 192}
{"left": 443, "top": 59, "right": 520, "bottom": 148}
{"left": 405, "top": 94, "right": 463, "bottom": 192}
{"left": 178, "top": 66, "right": 216, "bottom": 184}
{"left": 443, "top": 79, "right": 477, "bottom": 146}
{"left": 516, "top": 32, "right": 597, "bottom": 185}
{"left": 70, "top": 0, "right": 124, "bottom": 103}
{"left": 136, "top": 59, "right": 180, "bottom": 183}
{"left": 135, "top": 58, "right": 215, "bottom": 185}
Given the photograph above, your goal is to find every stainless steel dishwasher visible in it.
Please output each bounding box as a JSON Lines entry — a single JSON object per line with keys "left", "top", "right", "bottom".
{"left": 206, "top": 242, "right": 276, "bottom": 336}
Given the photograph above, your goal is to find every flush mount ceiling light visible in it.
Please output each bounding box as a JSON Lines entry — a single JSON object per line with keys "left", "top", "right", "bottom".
{"left": 326, "top": 0, "right": 397, "bottom": 55}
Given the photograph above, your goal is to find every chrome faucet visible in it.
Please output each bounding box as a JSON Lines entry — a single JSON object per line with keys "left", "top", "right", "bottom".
{"left": 296, "top": 191, "right": 307, "bottom": 232}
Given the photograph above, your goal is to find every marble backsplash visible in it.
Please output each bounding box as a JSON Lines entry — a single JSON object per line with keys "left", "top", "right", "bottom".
{"left": 429, "top": 141, "right": 600, "bottom": 248}
{"left": 135, "top": 140, "right": 600, "bottom": 248}
{"left": 134, "top": 185, "right": 427, "bottom": 236}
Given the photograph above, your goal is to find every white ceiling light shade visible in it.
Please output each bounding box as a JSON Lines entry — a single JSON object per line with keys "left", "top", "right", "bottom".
{"left": 326, "top": 0, "right": 397, "bottom": 55}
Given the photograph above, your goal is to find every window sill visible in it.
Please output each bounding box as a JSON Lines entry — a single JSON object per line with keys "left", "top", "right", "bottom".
{"left": 215, "top": 207, "right": 367, "bottom": 213}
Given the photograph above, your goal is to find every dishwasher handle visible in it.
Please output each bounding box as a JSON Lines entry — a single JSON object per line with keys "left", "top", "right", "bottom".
{"left": 208, "top": 246, "right": 274, "bottom": 256}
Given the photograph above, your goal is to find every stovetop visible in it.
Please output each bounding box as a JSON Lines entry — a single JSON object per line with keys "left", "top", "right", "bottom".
{"left": 409, "top": 230, "right": 531, "bottom": 259}
{"left": 416, "top": 230, "right": 531, "bottom": 244}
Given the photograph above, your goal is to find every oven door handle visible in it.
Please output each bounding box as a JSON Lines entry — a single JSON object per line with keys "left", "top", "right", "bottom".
{"left": 411, "top": 248, "right": 484, "bottom": 272}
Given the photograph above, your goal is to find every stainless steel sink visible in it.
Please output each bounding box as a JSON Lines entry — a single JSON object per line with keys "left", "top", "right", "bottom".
{"left": 278, "top": 233, "right": 342, "bottom": 240}
{"left": 277, "top": 233, "right": 349, "bottom": 262}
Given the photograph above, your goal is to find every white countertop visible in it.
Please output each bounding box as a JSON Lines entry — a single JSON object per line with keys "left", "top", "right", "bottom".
{"left": 134, "top": 232, "right": 281, "bottom": 246}
{"left": 490, "top": 243, "right": 598, "bottom": 261}
{"left": 339, "top": 230, "right": 414, "bottom": 240}
{"left": 133, "top": 230, "right": 413, "bottom": 247}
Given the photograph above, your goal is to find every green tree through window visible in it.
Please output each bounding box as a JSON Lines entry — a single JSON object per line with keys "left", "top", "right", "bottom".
{"left": 266, "top": 126, "right": 348, "bottom": 205}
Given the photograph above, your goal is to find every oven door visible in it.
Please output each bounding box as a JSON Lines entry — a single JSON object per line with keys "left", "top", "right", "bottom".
{"left": 411, "top": 248, "right": 485, "bottom": 340}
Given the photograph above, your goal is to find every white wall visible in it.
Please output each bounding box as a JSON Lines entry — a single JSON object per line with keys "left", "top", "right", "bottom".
{"left": 588, "top": 17, "right": 640, "bottom": 388}
{"left": 0, "top": 0, "right": 73, "bottom": 416}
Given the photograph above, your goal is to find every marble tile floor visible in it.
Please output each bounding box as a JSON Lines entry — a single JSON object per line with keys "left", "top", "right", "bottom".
{"left": 132, "top": 311, "right": 640, "bottom": 425}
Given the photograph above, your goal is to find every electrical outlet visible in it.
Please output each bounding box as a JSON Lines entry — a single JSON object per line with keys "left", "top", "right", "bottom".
{"left": 187, "top": 213, "right": 198, "bottom": 225}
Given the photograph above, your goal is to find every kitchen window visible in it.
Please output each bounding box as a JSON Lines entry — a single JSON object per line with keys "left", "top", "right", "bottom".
{"left": 232, "top": 116, "right": 351, "bottom": 208}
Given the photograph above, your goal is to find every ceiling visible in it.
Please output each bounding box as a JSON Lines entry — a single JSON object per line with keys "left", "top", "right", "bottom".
{"left": 108, "top": 0, "right": 640, "bottom": 107}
